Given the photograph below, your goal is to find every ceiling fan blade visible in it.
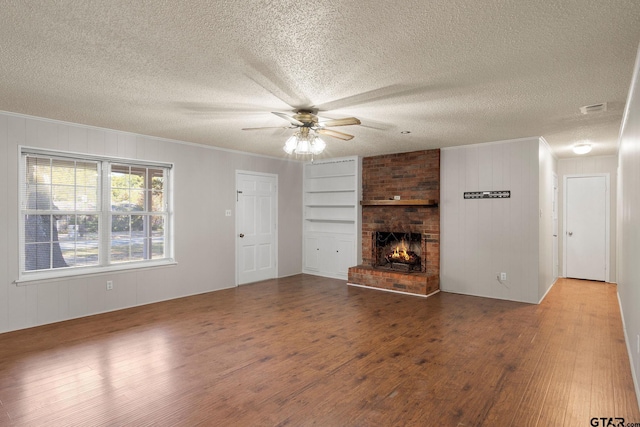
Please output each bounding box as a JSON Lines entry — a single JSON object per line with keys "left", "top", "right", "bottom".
{"left": 317, "top": 129, "right": 354, "bottom": 141}
{"left": 241, "top": 126, "right": 293, "bottom": 131}
{"left": 318, "top": 117, "right": 361, "bottom": 127}
{"left": 272, "top": 112, "right": 304, "bottom": 126}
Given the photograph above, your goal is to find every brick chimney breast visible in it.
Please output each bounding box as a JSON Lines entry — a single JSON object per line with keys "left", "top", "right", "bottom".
{"left": 348, "top": 149, "right": 440, "bottom": 296}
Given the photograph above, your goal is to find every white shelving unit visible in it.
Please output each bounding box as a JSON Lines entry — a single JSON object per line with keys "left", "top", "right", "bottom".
{"left": 303, "top": 156, "right": 361, "bottom": 279}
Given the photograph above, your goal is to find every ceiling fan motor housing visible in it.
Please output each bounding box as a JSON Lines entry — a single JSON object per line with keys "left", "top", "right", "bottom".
{"left": 293, "top": 112, "right": 318, "bottom": 126}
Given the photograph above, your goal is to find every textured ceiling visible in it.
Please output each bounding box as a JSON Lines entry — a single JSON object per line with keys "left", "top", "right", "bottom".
{"left": 1, "top": 0, "right": 639, "bottom": 159}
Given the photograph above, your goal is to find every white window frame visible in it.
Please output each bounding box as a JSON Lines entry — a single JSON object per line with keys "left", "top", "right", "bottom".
{"left": 17, "top": 147, "right": 175, "bottom": 284}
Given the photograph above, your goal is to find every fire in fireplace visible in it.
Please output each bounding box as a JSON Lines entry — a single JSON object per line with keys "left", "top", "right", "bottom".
{"left": 373, "top": 232, "right": 423, "bottom": 272}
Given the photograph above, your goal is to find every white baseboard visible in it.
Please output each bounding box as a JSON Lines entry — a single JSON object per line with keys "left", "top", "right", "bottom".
{"left": 538, "top": 277, "right": 559, "bottom": 304}
{"left": 617, "top": 291, "right": 640, "bottom": 412}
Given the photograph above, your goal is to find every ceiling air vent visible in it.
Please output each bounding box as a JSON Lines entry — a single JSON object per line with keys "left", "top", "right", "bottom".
{"left": 580, "top": 103, "right": 607, "bottom": 114}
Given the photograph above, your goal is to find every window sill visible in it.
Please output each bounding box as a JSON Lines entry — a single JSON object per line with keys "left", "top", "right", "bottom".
{"left": 15, "top": 259, "right": 178, "bottom": 286}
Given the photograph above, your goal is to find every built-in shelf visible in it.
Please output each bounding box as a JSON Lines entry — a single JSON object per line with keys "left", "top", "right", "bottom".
{"left": 306, "top": 173, "right": 356, "bottom": 179}
{"left": 303, "top": 156, "right": 362, "bottom": 280}
{"left": 305, "top": 189, "right": 356, "bottom": 194}
{"left": 360, "top": 199, "right": 438, "bottom": 207}
{"left": 305, "top": 218, "right": 355, "bottom": 223}
{"left": 305, "top": 204, "right": 354, "bottom": 208}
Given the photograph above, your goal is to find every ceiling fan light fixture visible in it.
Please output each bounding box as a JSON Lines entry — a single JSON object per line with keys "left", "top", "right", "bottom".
{"left": 256, "top": 110, "right": 358, "bottom": 156}
{"left": 283, "top": 134, "right": 298, "bottom": 154}
{"left": 311, "top": 135, "right": 326, "bottom": 155}
{"left": 572, "top": 143, "right": 592, "bottom": 155}
{"left": 295, "top": 137, "right": 312, "bottom": 154}
{"left": 283, "top": 129, "right": 326, "bottom": 156}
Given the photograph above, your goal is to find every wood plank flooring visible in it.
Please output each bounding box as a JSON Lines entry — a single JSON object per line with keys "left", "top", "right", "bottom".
{"left": 0, "top": 276, "right": 638, "bottom": 426}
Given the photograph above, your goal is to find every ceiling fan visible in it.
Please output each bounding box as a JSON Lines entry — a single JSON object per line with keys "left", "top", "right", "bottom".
{"left": 242, "top": 110, "right": 361, "bottom": 141}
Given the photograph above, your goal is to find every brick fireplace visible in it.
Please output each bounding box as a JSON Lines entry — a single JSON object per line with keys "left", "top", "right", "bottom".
{"left": 348, "top": 150, "right": 440, "bottom": 296}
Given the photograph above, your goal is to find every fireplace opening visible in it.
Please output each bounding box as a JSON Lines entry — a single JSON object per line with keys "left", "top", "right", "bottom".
{"left": 373, "top": 232, "right": 423, "bottom": 272}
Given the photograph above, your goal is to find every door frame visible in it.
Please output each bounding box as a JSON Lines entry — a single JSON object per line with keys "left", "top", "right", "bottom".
{"left": 562, "top": 173, "right": 610, "bottom": 282}
{"left": 235, "top": 170, "right": 278, "bottom": 286}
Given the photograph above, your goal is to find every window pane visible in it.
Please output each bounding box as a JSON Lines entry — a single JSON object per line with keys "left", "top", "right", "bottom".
{"left": 52, "top": 185, "right": 75, "bottom": 211}
{"left": 111, "top": 219, "right": 130, "bottom": 263}
{"left": 76, "top": 162, "right": 99, "bottom": 186}
{"left": 25, "top": 214, "right": 49, "bottom": 243}
{"left": 79, "top": 214, "right": 99, "bottom": 236}
{"left": 112, "top": 215, "right": 130, "bottom": 232}
{"left": 111, "top": 214, "right": 131, "bottom": 263}
{"left": 68, "top": 241, "right": 100, "bottom": 267}
{"left": 152, "top": 191, "right": 163, "bottom": 212}
{"left": 25, "top": 243, "right": 51, "bottom": 270}
{"left": 110, "top": 242, "right": 130, "bottom": 263}
{"left": 151, "top": 174, "right": 164, "bottom": 191}
{"left": 131, "top": 240, "right": 145, "bottom": 261}
{"left": 56, "top": 213, "right": 100, "bottom": 267}
{"left": 131, "top": 215, "right": 144, "bottom": 232}
{"left": 111, "top": 166, "right": 130, "bottom": 188}
{"left": 26, "top": 156, "right": 51, "bottom": 184}
{"left": 30, "top": 184, "right": 53, "bottom": 210}
{"left": 52, "top": 216, "right": 63, "bottom": 243}
{"left": 60, "top": 214, "right": 99, "bottom": 241}
{"left": 151, "top": 216, "right": 165, "bottom": 259}
{"left": 58, "top": 215, "right": 99, "bottom": 267}
{"left": 130, "top": 190, "right": 145, "bottom": 211}
{"left": 130, "top": 167, "right": 145, "bottom": 189}
{"left": 24, "top": 214, "right": 68, "bottom": 270}
{"left": 51, "top": 160, "right": 75, "bottom": 186}
{"left": 151, "top": 215, "right": 164, "bottom": 233}
{"left": 111, "top": 165, "right": 129, "bottom": 210}
{"left": 76, "top": 186, "right": 98, "bottom": 211}
{"left": 152, "top": 237, "right": 164, "bottom": 259}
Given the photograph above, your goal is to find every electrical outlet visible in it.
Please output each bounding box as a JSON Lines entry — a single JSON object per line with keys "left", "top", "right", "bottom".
{"left": 106, "top": 280, "right": 113, "bottom": 291}
{"left": 500, "top": 272, "right": 507, "bottom": 281}
{"left": 225, "top": 209, "right": 232, "bottom": 217}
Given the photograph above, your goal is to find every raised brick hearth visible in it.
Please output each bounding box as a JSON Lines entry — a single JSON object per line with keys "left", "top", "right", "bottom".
{"left": 348, "top": 150, "right": 440, "bottom": 296}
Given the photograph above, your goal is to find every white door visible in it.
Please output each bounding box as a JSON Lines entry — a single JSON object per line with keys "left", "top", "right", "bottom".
{"left": 304, "top": 236, "right": 320, "bottom": 271}
{"left": 564, "top": 175, "right": 608, "bottom": 281}
{"left": 335, "top": 236, "right": 355, "bottom": 275}
{"left": 236, "top": 172, "right": 277, "bottom": 285}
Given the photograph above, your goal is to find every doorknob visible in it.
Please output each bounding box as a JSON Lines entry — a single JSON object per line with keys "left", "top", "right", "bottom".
{"left": 239, "top": 233, "right": 244, "bottom": 238}
{"left": 568, "top": 231, "right": 573, "bottom": 236}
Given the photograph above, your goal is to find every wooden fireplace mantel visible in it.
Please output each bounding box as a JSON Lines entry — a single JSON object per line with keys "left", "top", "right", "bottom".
{"left": 360, "top": 199, "right": 438, "bottom": 207}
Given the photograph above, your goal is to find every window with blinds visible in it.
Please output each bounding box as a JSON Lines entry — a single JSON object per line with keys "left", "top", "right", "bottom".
{"left": 110, "top": 164, "right": 167, "bottom": 263}
{"left": 19, "top": 149, "right": 173, "bottom": 281}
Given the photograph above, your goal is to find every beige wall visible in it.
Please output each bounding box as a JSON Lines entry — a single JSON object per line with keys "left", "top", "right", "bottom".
{"left": 441, "top": 137, "right": 552, "bottom": 304}
{"left": 0, "top": 112, "right": 303, "bottom": 333}
{"left": 617, "top": 42, "right": 640, "bottom": 405}
{"left": 538, "top": 139, "right": 557, "bottom": 301}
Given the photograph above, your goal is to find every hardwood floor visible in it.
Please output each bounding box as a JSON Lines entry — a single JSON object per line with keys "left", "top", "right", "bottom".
{"left": 0, "top": 275, "right": 638, "bottom": 426}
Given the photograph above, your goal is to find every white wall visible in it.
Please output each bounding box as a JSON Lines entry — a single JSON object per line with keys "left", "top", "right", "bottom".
{"left": 538, "top": 139, "right": 557, "bottom": 301}
{"left": 441, "top": 137, "right": 553, "bottom": 304}
{"left": 0, "top": 112, "right": 303, "bottom": 334}
{"left": 617, "top": 43, "right": 640, "bottom": 407}
{"left": 557, "top": 155, "right": 617, "bottom": 282}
